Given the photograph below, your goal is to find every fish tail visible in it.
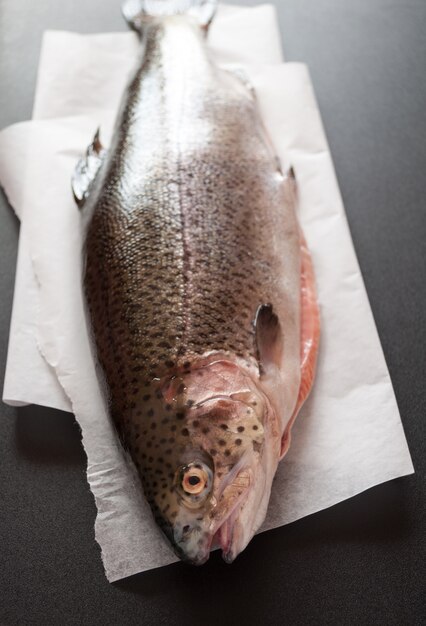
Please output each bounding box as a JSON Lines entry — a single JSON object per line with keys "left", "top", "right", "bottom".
{"left": 122, "top": 0, "right": 217, "bottom": 32}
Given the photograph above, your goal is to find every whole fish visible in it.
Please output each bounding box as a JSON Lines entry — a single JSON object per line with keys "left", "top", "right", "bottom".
{"left": 73, "top": 0, "right": 320, "bottom": 564}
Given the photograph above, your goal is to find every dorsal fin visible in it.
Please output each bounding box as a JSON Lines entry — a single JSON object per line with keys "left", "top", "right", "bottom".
{"left": 254, "top": 304, "right": 283, "bottom": 376}
{"left": 72, "top": 129, "right": 106, "bottom": 209}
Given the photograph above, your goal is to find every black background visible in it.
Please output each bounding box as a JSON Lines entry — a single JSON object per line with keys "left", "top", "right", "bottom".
{"left": 0, "top": 1, "right": 425, "bottom": 624}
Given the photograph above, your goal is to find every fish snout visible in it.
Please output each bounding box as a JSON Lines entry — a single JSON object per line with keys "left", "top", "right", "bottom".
{"left": 172, "top": 521, "right": 213, "bottom": 565}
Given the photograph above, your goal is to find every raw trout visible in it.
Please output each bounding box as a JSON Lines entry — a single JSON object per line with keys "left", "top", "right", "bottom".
{"left": 73, "top": 0, "right": 320, "bottom": 564}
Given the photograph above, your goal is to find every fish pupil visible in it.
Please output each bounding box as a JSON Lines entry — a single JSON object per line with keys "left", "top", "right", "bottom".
{"left": 188, "top": 476, "right": 200, "bottom": 486}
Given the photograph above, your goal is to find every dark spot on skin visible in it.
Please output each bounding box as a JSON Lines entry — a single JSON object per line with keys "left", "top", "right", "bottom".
{"left": 176, "top": 412, "right": 185, "bottom": 420}
{"left": 143, "top": 394, "right": 150, "bottom": 401}
{"left": 252, "top": 402, "right": 257, "bottom": 407}
{"left": 237, "top": 426, "right": 245, "bottom": 433}
{"left": 161, "top": 418, "right": 169, "bottom": 425}
{"left": 171, "top": 425, "right": 177, "bottom": 432}
{"left": 165, "top": 404, "right": 172, "bottom": 411}
{"left": 235, "top": 439, "right": 242, "bottom": 446}
{"left": 210, "top": 449, "right": 217, "bottom": 456}
{"left": 147, "top": 409, "right": 154, "bottom": 417}
{"left": 160, "top": 438, "right": 167, "bottom": 444}
{"left": 225, "top": 450, "right": 231, "bottom": 457}
{"left": 192, "top": 420, "right": 199, "bottom": 427}
{"left": 253, "top": 425, "right": 259, "bottom": 430}
{"left": 147, "top": 442, "right": 152, "bottom": 448}
{"left": 171, "top": 512, "right": 177, "bottom": 519}
{"left": 150, "top": 423, "right": 156, "bottom": 429}
{"left": 177, "top": 383, "right": 185, "bottom": 394}
{"left": 181, "top": 428, "right": 189, "bottom": 436}
{"left": 165, "top": 361, "right": 174, "bottom": 368}
{"left": 186, "top": 400, "right": 195, "bottom": 407}
{"left": 220, "top": 424, "right": 227, "bottom": 430}
{"left": 218, "top": 440, "right": 226, "bottom": 446}
{"left": 148, "top": 456, "right": 153, "bottom": 462}
{"left": 202, "top": 427, "right": 210, "bottom": 434}
{"left": 183, "top": 361, "right": 191, "bottom": 369}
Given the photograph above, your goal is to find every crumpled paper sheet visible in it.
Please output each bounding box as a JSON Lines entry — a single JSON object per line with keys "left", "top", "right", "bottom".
{"left": 0, "top": 4, "right": 413, "bottom": 582}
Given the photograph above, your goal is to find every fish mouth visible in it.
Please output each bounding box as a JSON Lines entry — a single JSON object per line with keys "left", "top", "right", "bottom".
{"left": 211, "top": 470, "right": 252, "bottom": 563}
{"left": 212, "top": 503, "right": 243, "bottom": 563}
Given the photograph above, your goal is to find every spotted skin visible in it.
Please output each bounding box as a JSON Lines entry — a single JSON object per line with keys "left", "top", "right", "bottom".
{"left": 81, "top": 15, "right": 317, "bottom": 563}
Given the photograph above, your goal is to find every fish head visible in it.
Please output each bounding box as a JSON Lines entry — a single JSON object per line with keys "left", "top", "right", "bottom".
{"left": 138, "top": 358, "right": 281, "bottom": 564}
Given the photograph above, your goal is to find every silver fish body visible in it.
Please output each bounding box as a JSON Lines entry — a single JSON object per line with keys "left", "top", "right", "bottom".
{"left": 78, "top": 7, "right": 319, "bottom": 564}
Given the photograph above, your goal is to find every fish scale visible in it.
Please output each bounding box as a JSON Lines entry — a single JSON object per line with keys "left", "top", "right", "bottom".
{"left": 76, "top": 2, "right": 319, "bottom": 565}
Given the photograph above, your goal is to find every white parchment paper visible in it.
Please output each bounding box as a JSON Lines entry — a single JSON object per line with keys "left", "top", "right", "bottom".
{"left": 0, "top": 4, "right": 413, "bottom": 582}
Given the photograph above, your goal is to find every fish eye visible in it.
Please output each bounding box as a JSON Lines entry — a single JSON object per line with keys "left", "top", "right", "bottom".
{"left": 182, "top": 466, "right": 207, "bottom": 494}
{"left": 176, "top": 462, "right": 212, "bottom": 505}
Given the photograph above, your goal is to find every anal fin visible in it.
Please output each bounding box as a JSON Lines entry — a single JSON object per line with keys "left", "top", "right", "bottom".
{"left": 280, "top": 229, "right": 320, "bottom": 458}
{"left": 72, "top": 129, "right": 106, "bottom": 209}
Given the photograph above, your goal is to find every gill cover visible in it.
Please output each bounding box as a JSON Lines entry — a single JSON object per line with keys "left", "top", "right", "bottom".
{"left": 122, "top": 0, "right": 217, "bottom": 31}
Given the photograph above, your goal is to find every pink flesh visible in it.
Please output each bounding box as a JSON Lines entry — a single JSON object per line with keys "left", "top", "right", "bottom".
{"left": 281, "top": 229, "right": 320, "bottom": 458}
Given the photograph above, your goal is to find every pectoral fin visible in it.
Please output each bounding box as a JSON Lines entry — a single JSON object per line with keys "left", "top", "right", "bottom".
{"left": 254, "top": 303, "right": 283, "bottom": 376}
{"left": 72, "top": 129, "right": 106, "bottom": 209}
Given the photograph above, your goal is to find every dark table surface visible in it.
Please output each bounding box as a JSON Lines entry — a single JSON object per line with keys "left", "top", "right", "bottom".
{"left": 1, "top": 1, "right": 425, "bottom": 624}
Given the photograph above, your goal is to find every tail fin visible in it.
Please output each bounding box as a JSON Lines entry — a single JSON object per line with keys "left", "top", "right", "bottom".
{"left": 122, "top": 0, "right": 217, "bottom": 32}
